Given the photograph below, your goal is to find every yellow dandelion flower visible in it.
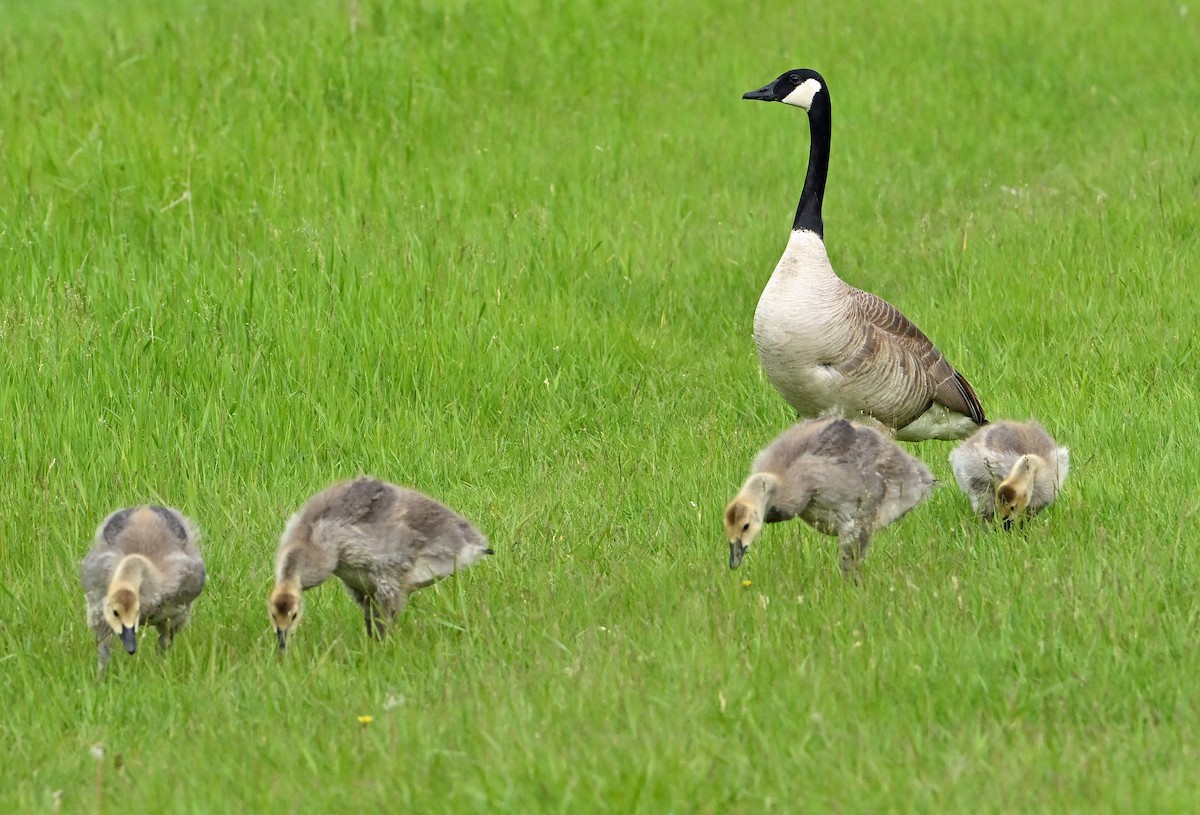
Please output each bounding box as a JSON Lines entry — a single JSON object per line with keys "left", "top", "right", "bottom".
{"left": 741, "top": 579, "right": 752, "bottom": 588}
{"left": 357, "top": 715, "right": 374, "bottom": 725}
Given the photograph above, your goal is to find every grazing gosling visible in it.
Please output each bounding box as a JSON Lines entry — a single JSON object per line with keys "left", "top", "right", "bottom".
{"left": 80, "top": 506, "right": 207, "bottom": 673}
{"left": 724, "top": 417, "right": 935, "bottom": 575}
{"left": 949, "top": 419, "right": 1069, "bottom": 528}
{"left": 268, "top": 477, "right": 492, "bottom": 651}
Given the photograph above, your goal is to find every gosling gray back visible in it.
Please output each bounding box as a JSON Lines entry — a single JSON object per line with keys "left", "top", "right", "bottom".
{"left": 285, "top": 477, "right": 491, "bottom": 591}
{"left": 949, "top": 419, "right": 1069, "bottom": 519}
{"left": 753, "top": 417, "right": 936, "bottom": 535}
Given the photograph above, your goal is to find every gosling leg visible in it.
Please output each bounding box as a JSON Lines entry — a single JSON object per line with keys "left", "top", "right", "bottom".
{"left": 363, "top": 599, "right": 386, "bottom": 640}
{"left": 838, "top": 528, "right": 871, "bottom": 578}
{"left": 156, "top": 621, "right": 175, "bottom": 652}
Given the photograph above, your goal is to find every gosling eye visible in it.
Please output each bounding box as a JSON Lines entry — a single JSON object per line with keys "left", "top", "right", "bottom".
{"left": 290, "top": 612, "right": 298, "bottom": 620}
{"left": 742, "top": 523, "right": 750, "bottom": 532}
{"left": 112, "top": 610, "right": 119, "bottom": 617}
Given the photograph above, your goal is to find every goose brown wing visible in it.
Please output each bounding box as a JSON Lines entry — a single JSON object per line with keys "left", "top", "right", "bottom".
{"left": 838, "top": 288, "right": 985, "bottom": 426}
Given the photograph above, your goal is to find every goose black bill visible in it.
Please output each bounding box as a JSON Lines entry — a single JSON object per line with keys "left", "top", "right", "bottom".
{"left": 742, "top": 83, "right": 778, "bottom": 102}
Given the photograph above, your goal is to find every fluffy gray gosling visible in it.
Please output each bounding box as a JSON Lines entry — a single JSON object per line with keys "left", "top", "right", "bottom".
{"left": 80, "top": 505, "right": 207, "bottom": 673}
{"left": 268, "top": 477, "right": 492, "bottom": 651}
{"left": 724, "top": 417, "right": 935, "bottom": 575}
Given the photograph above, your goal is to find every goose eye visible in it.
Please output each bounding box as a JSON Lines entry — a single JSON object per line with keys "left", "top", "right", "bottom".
{"left": 112, "top": 610, "right": 119, "bottom": 617}
{"left": 742, "top": 522, "right": 750, "bottom": 532}
{"left": 790, "top": 73, "right": 802, "bottom": 83}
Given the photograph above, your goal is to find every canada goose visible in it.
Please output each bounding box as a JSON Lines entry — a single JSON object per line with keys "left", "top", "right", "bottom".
{"left": 80, "top": 505, "right": 207, "bottom": 673}
{"left": 724, "top": 416, "right": 936, "bottom": 575}
{"left": 948, "top": 419, "right": 1069, "bottom": 527}
{"left": 268, "top": 477, "right": 492, "bottom": 651}
{"left": 742, "top": 69, "right": 986, "bottom": 441}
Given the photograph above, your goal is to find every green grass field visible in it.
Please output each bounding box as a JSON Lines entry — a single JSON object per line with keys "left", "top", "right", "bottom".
{"left": 2, "top": 0, "right": 1198, "bottom": 810}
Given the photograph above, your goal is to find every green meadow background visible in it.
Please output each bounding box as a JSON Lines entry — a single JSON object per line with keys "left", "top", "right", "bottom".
{"left": 2, "top": 0, "right": 1198, "bottom": 811}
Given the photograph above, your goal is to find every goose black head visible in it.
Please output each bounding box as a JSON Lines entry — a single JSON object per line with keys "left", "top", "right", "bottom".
{"left": 743, "top": 69, "right": 827, "bottom": 112}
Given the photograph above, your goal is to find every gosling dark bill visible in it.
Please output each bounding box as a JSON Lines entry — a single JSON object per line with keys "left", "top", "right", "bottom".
{"left": 729, "top": 541, "right": 747, "bottom": 570}
{"left": 120, "top": 625, "right": 138, "bottom": 654}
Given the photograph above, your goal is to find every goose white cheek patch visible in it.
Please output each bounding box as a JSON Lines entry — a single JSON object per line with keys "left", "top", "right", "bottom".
{"left": 782, "top": 78, "right": 822, "bottom": 110}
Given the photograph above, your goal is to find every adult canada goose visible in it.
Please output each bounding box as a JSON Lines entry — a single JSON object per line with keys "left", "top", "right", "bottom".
{"left": 948, "top": 419, "right": 1069, "bottom": 528}
{"left": 724, "top": 416, "right": 936, "bottom": 575}
{"left": 80, "top": 505, "right": 207, "bottom": 673}
{"left": 268, "top": 477, "right": 492, "bottom": 651}
{"left": 742, "top": 69, "right": 986, "bottom": 441}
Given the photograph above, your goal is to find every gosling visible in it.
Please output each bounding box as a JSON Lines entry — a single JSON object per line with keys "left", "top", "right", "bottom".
{"left": 80, "top": 505, "right": 207, "bottom": 673}
{"left": 724, "top": 417, "right": 936, "bottom": 575}
{"left": 949, "top": 419, "right": 1069, "bottom": 528}
{"left": 268, "top": 477, "right": 493, "bottom": 651}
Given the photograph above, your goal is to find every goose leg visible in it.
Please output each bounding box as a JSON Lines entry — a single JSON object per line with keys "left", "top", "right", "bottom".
{"left": 367, "top": 591, "right": 410, "bottom": 641}
{"left": 345, "top": 588, "right": 382, "bottom": 639}
{"left": 380, "top": 592, "right": 409, "bottom": 636}
{"left": 156, "top": 621, "right": 174, "bottom": 652}
{"left": 838, "top": 536, "right": 856, "bottom": 575}
{"left": 838, "top": 528, "right": 871, "bottom": 577}
{"left": 92, "top": 623, "right": 113, "bottom": 675}
{"left": 363, "top": 599, "right": 386, "bottom": 640}
{"left": 851, "top": 527, "right": 872, "bottom": 564}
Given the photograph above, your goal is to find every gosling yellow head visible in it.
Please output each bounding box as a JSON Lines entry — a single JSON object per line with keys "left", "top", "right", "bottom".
{"left": 995, "top": 455, "right": 1037, "bottom": 529}
{"left": 103, "top": 586, "right": 140, "bottom": 654}
{"left": 994, "top": 482, "right": 1032, "bottom": 528}
{"left": 723, "top": 497, "right": 764, "bottom": 570}
{"left": 268, "top": 583, "right": 303, "bottom": 653}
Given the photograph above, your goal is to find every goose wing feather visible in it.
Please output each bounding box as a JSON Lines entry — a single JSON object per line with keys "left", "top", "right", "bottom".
{"left": 838, "top": 288, "right": 985, "bottom": 426}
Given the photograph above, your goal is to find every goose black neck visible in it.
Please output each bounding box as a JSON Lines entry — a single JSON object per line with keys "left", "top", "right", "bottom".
{"left": 793, "top": 96, "right": 831, "bottom": 237}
